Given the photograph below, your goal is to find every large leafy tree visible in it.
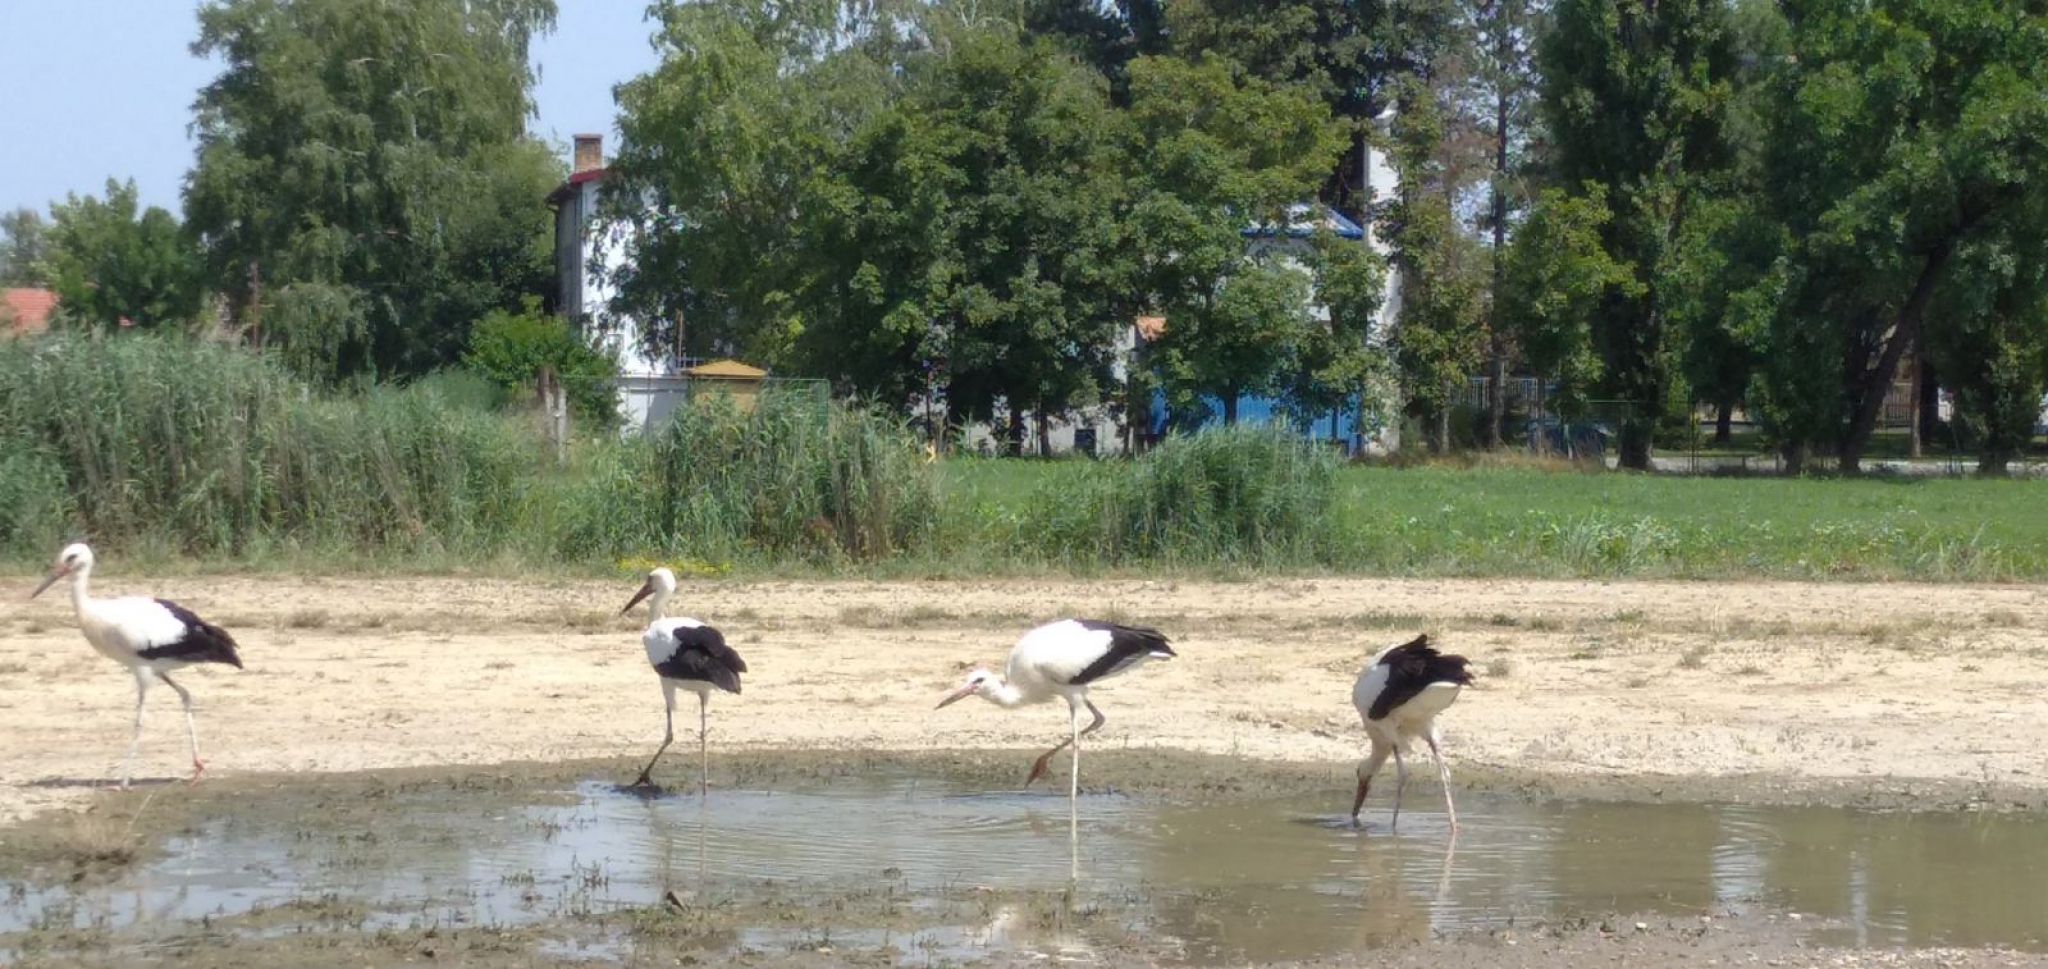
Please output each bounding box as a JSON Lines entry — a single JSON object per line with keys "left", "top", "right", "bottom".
{"left": 1384, "top": 76, "right": 1486, "bottom": 451}
{"left": 604, "top": 0, "right": 902, "bottom": 370}
{"left": 44, "top": 179, "right": 205, "bottom": 330}
{"left": 1538, "top": 0, "right": 1737, "bottom": 469}
{"left": 610, "top": 3, "right": 1137, "bottom": 451}
{"left": 0, "top": 208, "right": 50, "bottom": 287}
{"left": 1123, "top": 53, "right": 1354, "bottom": 425}
{"left": 1745, "top": 0, "right": 2048, "bottom": 473}
{"left": 1500, "top": 186, "right": 1639, "bottom": 419}
{"left": 822, "top": 23, "right": 1136, "bottom": 449}
{"left": 184, "top": 0, "right": 561, "bottom": 382}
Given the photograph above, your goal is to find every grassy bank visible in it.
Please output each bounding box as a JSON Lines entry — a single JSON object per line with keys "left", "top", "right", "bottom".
{"left": 4, "top": 333, "right": 2046, "bottom": 580}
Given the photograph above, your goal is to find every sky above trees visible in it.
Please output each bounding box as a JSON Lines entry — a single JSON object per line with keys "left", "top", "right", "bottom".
{"left": 0, "top": 0, "right": 656, "bottom": 213}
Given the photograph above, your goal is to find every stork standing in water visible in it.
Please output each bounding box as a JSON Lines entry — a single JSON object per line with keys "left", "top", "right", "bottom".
{"left": 1350, "top": 634, "right": 1473, "bottom": 831}
{"left": 29, "top": 543, "right": 244, "bottom": 788}
{"left": 937, "top": 619, "right": 1175, "bottom": 801}
{"left": 621, "top": 567, "right": 746, "bottom": 794}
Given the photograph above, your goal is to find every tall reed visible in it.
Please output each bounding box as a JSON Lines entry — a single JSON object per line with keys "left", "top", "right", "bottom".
{"left": 0, "top": 333, "right": 538, "bottom": 557}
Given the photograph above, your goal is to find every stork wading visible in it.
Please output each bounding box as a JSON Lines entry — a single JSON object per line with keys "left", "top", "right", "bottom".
{"left": 937, "top": 619, "right": 1175, "bottom": 802}
{"left": 30, "top": 543, "right": 244, "bottom": 788}
{"left": 622, "top": 567, "right": 747, "bottom": 794}
{"left": 1350, "top": 634, "right": 1473, "bottom": 832}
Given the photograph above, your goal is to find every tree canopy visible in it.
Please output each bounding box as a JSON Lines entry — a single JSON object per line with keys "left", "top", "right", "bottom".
{"left": 184, "top": 0, "right": 561, "bottom": 382}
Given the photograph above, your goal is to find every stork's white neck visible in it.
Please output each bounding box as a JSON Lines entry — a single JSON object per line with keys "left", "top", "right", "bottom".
{"left": 645, "top": 587, "right": 673, "bottom": 625}
{"left": 67, "top": 565, "right": 92, "bottom": 613}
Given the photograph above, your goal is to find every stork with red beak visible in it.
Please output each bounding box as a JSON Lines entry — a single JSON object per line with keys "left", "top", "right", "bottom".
{"left": 937, "top": 619, "right": 1175, "bottom": 802}
{"left": 1350, "top": 634, "right": 1473, "bottom": 832}
{"left": 622, "top": 567, "right": 746, "bottom": 794}
{"left": 30, "top": 542, "right": 244, "bottom": 788}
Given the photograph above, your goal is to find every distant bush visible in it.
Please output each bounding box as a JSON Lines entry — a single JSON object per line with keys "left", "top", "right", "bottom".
{"left": 556, "top": 390, "right": 940, "bottom": 563}
{"left": 1013, "top": 425, "right": 1337, "bottom": 566}
{"left": 463, "top": 298, "right": 620, "bottom": 427}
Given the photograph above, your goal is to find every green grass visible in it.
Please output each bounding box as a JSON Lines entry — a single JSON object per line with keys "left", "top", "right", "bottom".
{"left": 6, "top": 332, "right": 2048, "bottom": 581}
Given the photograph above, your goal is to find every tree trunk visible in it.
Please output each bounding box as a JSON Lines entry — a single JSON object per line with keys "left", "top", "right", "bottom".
{"left": 1433, "top": 404, "right": 1451, "bottom": 453}
{"left": 1906, "top": 347, "right": 1922, "bottom": 459}
{"left": 1781, "top": 439, "right": 1808, "bottom": 475}
{"left": 1006, "top": 401, "right": 1025, "bottom": 457}
{"left": 1840, "top": 244, "right": 1954, "bottom": 475}
{"left": 1619, "top": 420, "right": 1652, "bottom": 471}
{"left": 1221, "top": 391, "right": 1239, "bottom": 426}
{"left": 1918, "top": 350, "right": 1941, "bottom": 447}
{"left": 1036, "top": 410, "right": 1052, "bottom": 457}
{"left": 1485, "top": 42, "right": 1510, "bottom": 450}
{"left": 1713, "top": 399, "right": 1733, "bottom": 444}
{"left": 1980, "top": 450, "right": 2011, "bottom": 477}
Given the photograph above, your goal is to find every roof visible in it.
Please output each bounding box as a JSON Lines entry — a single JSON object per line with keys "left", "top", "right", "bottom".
{"left": 684, "top": 358, "right": 768, "bottom": 380}
{"left": 1135, "top": 315, "right": 1167, "bottom": 340}
{"left": 2, "top": 288, "right": 56, "bottom": 336}
{"left": 545, "top": 167, "right": 608, "bottom": 206}
{"left": 1243, "top": 203, "right": 1366, "bottom": 241}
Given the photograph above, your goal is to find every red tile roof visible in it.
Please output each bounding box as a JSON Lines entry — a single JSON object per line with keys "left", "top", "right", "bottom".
{"left": 2, "top": 288, "right": 56, "bottom": 337}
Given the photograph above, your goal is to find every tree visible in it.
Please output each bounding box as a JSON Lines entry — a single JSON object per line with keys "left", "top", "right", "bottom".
{"left": 464, "top": 296, "right": 620, "bottom": 426}
{"left": 1745, "top": 0, "right": 2048, "bottom": 474}
{"left": 1466, "top": 0, "right": 1542, "bottom": 447}
{"left": 44, "top": 179, "right": 204, "bottom": 330}
{"left": 0, "top": 208, "right": 50, "bottom": 287}
{"left": 612, "top": 4, "right": 1138, "bottom": 452}
{"left": 1122, "top": 53, "right": 1351, "bottom": 426}
{"left": 184, "top": 0, "right": 560, "bottom": 382}
{"left": 605, "top": 0, "right": 904, "bottom": 377}
{"left": 1500, "top": 186, "right": 1638, "bottom": 420}
{"left": 1283, "top": 232, "right": 1389, "bottom": 434}
{"left": 1383, "top": 77, "right": 1486, "bottom": 451}
{"left": 1151, "top": 260, "right": 1315, "bottom": 425}
{"left": 1162, "top": 0, "right": 1459, "bottom": 223}
{"left": 1538, "top": 0, "right": 1737, "bottom": 469}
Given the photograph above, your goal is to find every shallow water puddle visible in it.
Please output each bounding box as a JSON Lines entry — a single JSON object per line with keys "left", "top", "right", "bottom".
{"left": 4, "top": 773, "right": 2045, "bottom": 962}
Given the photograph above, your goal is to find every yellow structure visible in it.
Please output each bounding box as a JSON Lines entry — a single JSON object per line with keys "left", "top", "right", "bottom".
{"left": 683, "top": 359, "right": 769, "bottom": 412}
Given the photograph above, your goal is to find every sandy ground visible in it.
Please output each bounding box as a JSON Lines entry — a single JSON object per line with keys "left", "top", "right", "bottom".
{"left": 4, "top": 572, "right": 2048, "bottom": 823}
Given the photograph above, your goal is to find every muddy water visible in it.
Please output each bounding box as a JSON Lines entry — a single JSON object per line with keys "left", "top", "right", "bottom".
{"left": 4, "top": 771, "right": 2045, "bottom": 963}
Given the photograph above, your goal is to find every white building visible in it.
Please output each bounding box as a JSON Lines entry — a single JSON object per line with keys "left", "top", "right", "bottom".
{"left": 547, "top": 134, "right": 695, "bottom": 431}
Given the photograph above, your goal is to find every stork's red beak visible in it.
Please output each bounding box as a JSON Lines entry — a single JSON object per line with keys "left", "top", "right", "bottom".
{"left": 935, "top": 684, "right": 976, "bottom": 709}
{"left": 620, "top": 580, "right": 654, "bottom": 616}
{"left": 28, "top": 567, "right": 65, "bottom": 600}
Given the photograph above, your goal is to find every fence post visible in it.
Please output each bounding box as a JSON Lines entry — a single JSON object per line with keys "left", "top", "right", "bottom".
{"left": 538, "top": 365, "right": 567, "bottom": 465}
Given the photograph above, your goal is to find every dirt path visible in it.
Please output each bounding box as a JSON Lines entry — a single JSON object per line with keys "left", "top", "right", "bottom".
{"left": 4, "top": 573, "right": 2046, "bottom": 823}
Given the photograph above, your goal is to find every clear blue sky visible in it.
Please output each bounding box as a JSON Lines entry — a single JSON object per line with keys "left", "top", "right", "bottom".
{"left": 0, "top": 1, "right": 661, "bottom": 215}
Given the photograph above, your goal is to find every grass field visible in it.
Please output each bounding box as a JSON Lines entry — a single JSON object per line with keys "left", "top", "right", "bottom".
{"left": 939, "top": 459, "right": 2048, "bottom": 580}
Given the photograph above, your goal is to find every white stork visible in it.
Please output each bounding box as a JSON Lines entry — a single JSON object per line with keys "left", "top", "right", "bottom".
{"left": 620, "top": 567, "right": 746, "bottom": 794}
{"left": 28, "top": 542, "right": 244, "bottom": 788}
{"left": 936, "top": 619, "right": 1176, "bottom": 800}
{"left": 1350, "top": 634, "right": 1473, "bottom": 831}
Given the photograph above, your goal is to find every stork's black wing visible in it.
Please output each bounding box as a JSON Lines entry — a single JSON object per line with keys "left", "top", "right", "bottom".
{"left": 654, "top": 624, "right": 745, "bottom": 694}
{"left": 1068, "top": 620, "right": 1175, "bottom": 686}
{"left": 136, "top": 599, "right": 245, "bottom": 668}
{"left": 1368, "top": 634, "right": 1470, "bottom": 720}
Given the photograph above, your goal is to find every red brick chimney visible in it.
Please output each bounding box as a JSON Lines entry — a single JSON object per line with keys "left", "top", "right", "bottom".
{"left": 572, "top": 134, "right": 603, "bottom": 174}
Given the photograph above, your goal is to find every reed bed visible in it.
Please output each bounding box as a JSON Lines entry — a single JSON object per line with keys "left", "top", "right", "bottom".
{"left": 5, "top": 333, "right": 2047, "bottom": 581}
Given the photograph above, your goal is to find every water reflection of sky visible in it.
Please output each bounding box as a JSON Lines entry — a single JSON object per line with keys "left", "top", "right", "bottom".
{"left": 2, "top": 773, "right": 2043, "bottom": 962}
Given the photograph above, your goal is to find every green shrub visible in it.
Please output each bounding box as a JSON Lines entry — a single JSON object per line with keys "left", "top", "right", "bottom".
{"left": 463, "top": 298, "right": 620, "bottom": 427}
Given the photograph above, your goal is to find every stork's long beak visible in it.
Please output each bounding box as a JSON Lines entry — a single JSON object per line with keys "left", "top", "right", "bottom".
{"left": 619, "top": 580, "right": 654, "bottom": 616}
{"left": 28, "top": 568, "right": 65, "bottom": 600}
{"left": 935, "top": 684, "right": 976, "bottom": 710}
